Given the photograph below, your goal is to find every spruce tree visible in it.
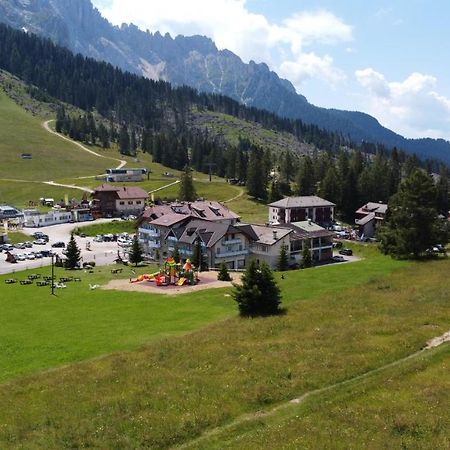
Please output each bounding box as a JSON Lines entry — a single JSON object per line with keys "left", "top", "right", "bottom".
{"left": 277, "top": 244, "right": 289, "bottom": 271}
{"left": 178, "top": 165, "right": 197, "bottom": 201}
{"left": 64, "top": 234, "right": 81, "bottom": 270}
{"left": 192, "top": 237, "right": 207, "bottom": 271}
{"left": 378, "top": 169, "right": 449, "bottom": 259}
{"left": 300, "top": 242, "right": 313, "bottom": 268}
{"left": 172, "top": 245, "right": 180, "bottom": 264}
{"left": 217, "top": 262, "right": 232, "bottom": 281}
{"left": 129, "top": 235, "right": 143, "bottom": 266}
{"left": 233, "top": 260, "right": 281, "bottom": 316}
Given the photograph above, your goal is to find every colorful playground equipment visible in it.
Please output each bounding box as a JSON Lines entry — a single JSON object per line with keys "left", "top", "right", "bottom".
{"left": 130, "top": 258, "right": 198, "bottom": 287}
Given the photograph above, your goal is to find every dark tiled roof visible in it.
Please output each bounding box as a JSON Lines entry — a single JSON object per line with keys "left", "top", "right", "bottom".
{"left": 268, "top": 196, "right": 335, "bottom": 209}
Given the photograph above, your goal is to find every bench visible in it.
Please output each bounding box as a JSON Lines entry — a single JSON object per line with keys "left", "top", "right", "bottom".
{"left": 5, "top": 279, "right": 17, "bottom": 284}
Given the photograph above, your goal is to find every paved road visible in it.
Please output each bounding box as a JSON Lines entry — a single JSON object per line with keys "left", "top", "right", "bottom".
{"left": 0, "top": 220, "right": 131, "bottom": 275}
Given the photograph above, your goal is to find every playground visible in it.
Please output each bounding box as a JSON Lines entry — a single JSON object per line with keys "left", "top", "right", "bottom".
{"left": 103, "top": 257, "right": 240, "bottom": 296}
{"left": 104, "top": 271, "right": 238, "bottom": 296}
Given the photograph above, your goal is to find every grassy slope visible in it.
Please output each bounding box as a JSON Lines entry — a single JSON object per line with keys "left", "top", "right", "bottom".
{"left": 0, "top": 245, "right": 402, "bottom": 382}
{"left": 0, "top": 91, "right": 111, "bottom": 181}
{"left": 0, "top": 256, "right": 448, "bottom": 448}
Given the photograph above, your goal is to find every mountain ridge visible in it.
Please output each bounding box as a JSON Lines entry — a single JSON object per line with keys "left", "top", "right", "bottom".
{"left": 0, "top": 0, "right": 449, "bottom": 164}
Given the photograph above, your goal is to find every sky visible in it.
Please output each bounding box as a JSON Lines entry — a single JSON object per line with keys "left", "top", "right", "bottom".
{"left": 92, "top": 0, "right": 450, "bottom": 141}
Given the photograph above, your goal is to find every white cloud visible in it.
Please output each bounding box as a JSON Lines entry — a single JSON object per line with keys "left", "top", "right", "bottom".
{"left": 356, "top": 68, "right": 450, "bottom": 139}
{"left": 92, "top": 0, "right": 352, "bottom": 88}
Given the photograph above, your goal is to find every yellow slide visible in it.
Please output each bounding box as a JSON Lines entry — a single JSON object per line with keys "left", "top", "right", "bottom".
{"left": 175, "top": 277, "right": 187, "bottom": 286}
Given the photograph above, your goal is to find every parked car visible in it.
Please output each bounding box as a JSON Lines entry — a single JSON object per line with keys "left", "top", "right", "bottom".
{"left": 25, "top": 252, "right": 35, "bottom": 260}
{"left": 332, "top": 255, "right": 345, "bottom": 262}
{"left": 14, "top": 242, "right": 26, "bottom": 249}
{"left": 32, "top": 232, "right": 49, "bottom": 241}
{"left": 93, "top": 235, "right": 104, "bottom": 243}
{"left": 51, "top": 241, "right": 66, "bottom": 248}
{"left": 24, "top": 241, "right": 33, "bottom": 248}
{"left": 339, "top": 248, "right": 353, "bottom": 256}
{"left": 34, "top": 252, "right": 43, "bottom": 259}
{"left": 33, "top": 239, "right": 47, "bottom": 245}
{"left": 40, "top": 250, "right": 54, "bottom": 257}
{"left": 16, "top": 253, "right": 27, "bottom": 261}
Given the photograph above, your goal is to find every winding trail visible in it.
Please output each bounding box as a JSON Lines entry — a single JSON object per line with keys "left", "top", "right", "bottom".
{"left": 223, "top": 186, "right": 244, "bottom": 203}
{"left": 42, "top": 120, "right": 127, "bottom": 169}
{"left": 174, "top": 333, "right": 450, "bottom": 449}
{"left": 148, "top": 179, "right": 180, "bottom": 194}
{"left": 43, "top": 180, "right": 93, "bottom": 194}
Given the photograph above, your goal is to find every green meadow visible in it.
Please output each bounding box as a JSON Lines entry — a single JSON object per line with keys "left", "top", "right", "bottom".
{"left": 0, "top": 249, "right": 448, "bottom": 448}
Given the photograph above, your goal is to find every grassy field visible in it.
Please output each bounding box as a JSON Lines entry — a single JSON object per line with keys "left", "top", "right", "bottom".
{"left": 0, "top": 253, "right": 448, "bottom": 448}
{"left": 73, "top": 220, "right": 136, "bottom": 237}
{"left": 0, "top": 91, "right": 112, "bottom": 181}
{"left": 2, "top": 230, "right": 32, "bottom": 244}
{"left": 0, "top": 244, "right": 402, "bottom": 382}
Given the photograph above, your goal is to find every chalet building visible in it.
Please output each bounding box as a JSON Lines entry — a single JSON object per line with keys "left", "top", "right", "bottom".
{"left": 355, "top": 202, "right": 388, "bottom": 239}
{"left": 237, "top": 224, "right": 292, "bottom": 268}
{"left": 0, "top": 204, "right": 24, "bottom": 229}
{"left": 268, "top": 196, "right": 335, "bottom": 228}
{"left": 91, "top": 184, "right": 148, "bottom": 218}
{"left": 286, "top": 220, "right": 334, "bottom": 263}
{"left": 140, "top": 200, "right": 240, "bottom": 225}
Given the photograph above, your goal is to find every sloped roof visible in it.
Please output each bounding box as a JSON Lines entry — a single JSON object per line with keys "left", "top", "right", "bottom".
{"left": 93, "top": 184, "right": 148, "bottom": 199}
{"left": 151, "top": 213, "right": 191, "bottom": 227}
{"left": 356, "top": 202, "right": 388, "bottom": 215}
{"left": 236, "top": 224, "right": 292, "bottom": 246}
{"left": 268, "top": 196, "right": 335, "bottom": 209}
{"left": 283, "top": 221, "right": 334, "bottom": 239}
{"left": 355, "top": 212, "right": 376, "bottom": 226}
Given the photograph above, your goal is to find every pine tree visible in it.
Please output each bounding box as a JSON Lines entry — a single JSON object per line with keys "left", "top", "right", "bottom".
{"left": 378, "top": 170, "right": 449, "bottom": 259}
{"left": 296, "top": 155, "right": 315, "bottom": 195}
{"left": 246, "top": 146, "right": 267, "bottom": 200}
{"left": 233, "top": 260, "right": 281, "bottom": 316}
{"left": 119, "top": 124, "right": 130, "bottom": 155}
{"left": 172, "top": 245, "right": 180, "bottom": 264}
{"left": 178, "top": 165, "right": 197, "bottom": 201}
{"left": 129, "top": 235, "right": 143, "bottom": 266}
{"left": 277, "top": 244, "right": 289, "bottom": 271}
{"left": 300, "top": 242, "right": 313, "bottom": 268}
{"left": 192, "top": 237, "right": 207, "bottom": 271}
{"left": 217, "top": 262, "right": 232, "bottom": 281}
{"left": 64, "top": 234, "right": 81, "bottom": 269}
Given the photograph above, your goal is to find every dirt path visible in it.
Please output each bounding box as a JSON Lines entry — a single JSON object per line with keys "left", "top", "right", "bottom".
{"left": 148, "top": 179, "right": 180, "bottom": 194}
{"left": 42, "top": 120, "right": 127, "bottom": 169}
{"left": 174, "top": 334, "right": 450, "bottom": 449}
{"left": 223, "top": 186, "right": 244, "bottom": 203}
{"left": 43, "top": 180, "right": 93, "bottom": 194}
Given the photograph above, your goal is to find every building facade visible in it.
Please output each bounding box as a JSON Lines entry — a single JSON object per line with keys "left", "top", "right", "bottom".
{"left": 268, "top": 196, "right": 335, "bottom": 228}
{"left": 355, "top": 202, "right": 388, "bottom": 239}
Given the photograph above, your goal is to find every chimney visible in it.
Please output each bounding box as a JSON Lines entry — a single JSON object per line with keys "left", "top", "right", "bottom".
{"left": 273, "top": 230, "right": 278, "bottom": 240}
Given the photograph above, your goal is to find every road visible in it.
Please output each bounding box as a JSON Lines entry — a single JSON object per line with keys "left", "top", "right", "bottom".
{"left": 0, "top": 220, "right": 129, "bottom": 275}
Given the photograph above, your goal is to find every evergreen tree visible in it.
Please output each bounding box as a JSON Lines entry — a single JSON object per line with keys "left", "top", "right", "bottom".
{"left": 64, "top": 234, "right": 81, "bottom": 269}
{"left": 246, "top": 146, "right": 267, "bottom": 200}
{"left": 217, "top": 262, "right": 232, "bottom": 281}
{"left": 178, "top": 165, "right": 197, "bottom": 201}
{"left": 192, "top": 236, "right": 207, "bottom": 271}
{"left": 119, "top": 124, "right": 130, "bottom": 155}
{"left": 233, "top": 260, "right": 282, "bottom": 316}
{"left": 300, "top": 242, "right": 313, "bottom": 268}
{"left": 378, "top": 170, "right": 449, "bottom": 259}
{"left": 277, "top": 244, "right": 289, "bottom": 271}
{"left": 296, "top": 155, "right": 315, "bottom": 195}
{"left": 436, "top": 166, "right": 450, "bottom": 216}
{"left": 268, "top": 180, "right": 283, "bottom": 203}
{"left": 172, "top": 245, "right": 180, "bottom": 264}
{"left": 129, "top": 235, "right": 143, "bottom": 266}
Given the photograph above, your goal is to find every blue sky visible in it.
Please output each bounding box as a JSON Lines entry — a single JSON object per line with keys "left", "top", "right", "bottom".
{"left": 92, "top": 0, "right": 450, "bottom": 140}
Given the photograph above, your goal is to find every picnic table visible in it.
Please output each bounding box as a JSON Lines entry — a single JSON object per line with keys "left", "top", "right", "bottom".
{"left": 59, "top": 277, "right": 73, "bottom": 283}
{"left": 43, "top": 276, "right": 55, "bottom": 282}
{"left": 36, "top": 281, "right": 49, "bottom": 287}
{"left": 28, "top": 274, "right": 41, "bottom": 280}
{"left": 20, "top": 280, "right": 33, "bottom": 285}
{"left": 5, "top": 278, "right": 17, "bottom": 284}
{"left": 73, "top": 277, "right": 82, "bottom": 282}
{"left": 111, "top": 268, "right": 123, "bottom": 274}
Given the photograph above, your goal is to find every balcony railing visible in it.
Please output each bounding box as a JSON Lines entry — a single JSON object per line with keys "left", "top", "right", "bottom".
{"left": 216, "top": 249, "right": 249, "bottom": 258}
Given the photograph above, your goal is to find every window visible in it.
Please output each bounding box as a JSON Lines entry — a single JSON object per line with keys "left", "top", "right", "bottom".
{"left": 119, "top": 201, "right": 125, "bottom": 205}
{"left": 136, "top": 201, "right": 142, "bottom": 205}
{"left": 128, "top": 201, "right": 133, "bottom": 205}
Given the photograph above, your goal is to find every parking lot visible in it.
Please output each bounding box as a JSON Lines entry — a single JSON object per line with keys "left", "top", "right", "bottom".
{"left": 0, "top": 220, "right": 128, "bottom": 275}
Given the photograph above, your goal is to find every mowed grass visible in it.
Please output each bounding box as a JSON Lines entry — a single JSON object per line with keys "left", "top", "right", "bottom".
{"left": 192, "top": 345, "right": 450, "bottom": 450}
{"left": 1, "top": 249, "right": 449, "bottom": 447}
{"left": 0, "top": 244, "right": 402, "bottom": 382}
{"left": 0, "top": 91, "right": 111, "bottom": 181}
{"left": 73, "top": 220, "right": 136, "bottom": 237}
